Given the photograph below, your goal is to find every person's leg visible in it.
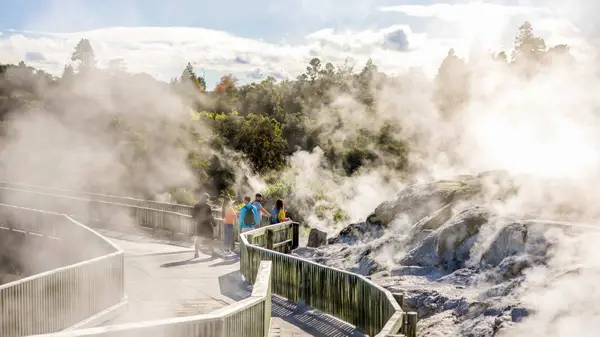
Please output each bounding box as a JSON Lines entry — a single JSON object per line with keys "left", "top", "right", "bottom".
{"left": 224, "top": 224, "right": 233, "bottom": 253}
{"left": 210, "top": 227, "right": 219, "bottom": 257}
{"left": 232, "top": 225, "right": 239, "bottom": 252}
{"left": 193, "top": 236, "right": 200, "bottom": 258}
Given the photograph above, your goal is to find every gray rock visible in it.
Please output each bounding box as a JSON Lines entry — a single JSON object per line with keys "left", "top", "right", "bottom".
{"left": 495, "top": 255, "right": 532, "bottom": 279}
{"left": 405, "top": 289, "right": 450, "bottom": 318}
{"left": 483, "top": 306, "right": 502, "bottom": 317}
{"left": 454, "top": 315, "right": 497, "bottom": 337}
{"left": 355, "top": 256, "right": 380, "bottom": 276}
{"left": 437, "top": 206, "right": 490, "bottom": 268}
{"left": 481, "top": 222, "right": 527, "bottom": 267}
{"left": 444, "top": 298, "right": 469, "bottom": 311}
{"left": 298, "top": 171, "right": 579, "bottom": 337}
{"left": 400, "top": 206, "right": 491, "bottom": 270}
{"left": 510, "top": 307, "right": 530, "bottom": 322}
{"left": 409, "top": 203, "right": 453, "bottom": 239}
{"left": 464, "top": 301, "right": 490, "bottom": 319}
{"left": 328, "top": 222, "right": 383, "bottom": 245}
{"left": 306, "top": 228, "right": 328, "bottom": 248}
{"left": 400, "top": 233, "right": 440, "bottom": 267}
{"left": 437, "top": 268, "right": 479, "bottom": 287}
{"left": 367, "top": 174, "right": 494, "bottom": 228}
{"left": 390, "top": 265, "right": 444, "bottom": 277}
{"left": 291, "top": 247, "right": 320, "bottom": 259}
{"left": 478, "top": 277, "right": 524, "bottom": 300}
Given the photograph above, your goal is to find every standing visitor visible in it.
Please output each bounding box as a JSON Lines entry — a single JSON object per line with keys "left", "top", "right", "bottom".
{"left": 239, "top": 196, "right": 258, "bottom": 233}
{"left": 191, "top": 193, "right": 217, "bottom": 258}
{"left": 221, "top": 196, "right": 237, "bottom": 254}
{"left": 252, "top": 193, "right": 270, "bottom": 227}
{"left": 269, "top": 199, "right": 291, "bottom": 224}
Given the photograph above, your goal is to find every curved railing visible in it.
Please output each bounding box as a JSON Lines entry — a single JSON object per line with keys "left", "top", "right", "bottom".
{"left": 0, "top": 204, "right": 125, "bottom": 337}
{"left": 31, "top": 261, "right": 273, "bottom": 337}
{"left": 0, "top": 184, "right": 269, "bottom": 244}
{"left": 0, "top": 181, "right": 198, "bottom": 216}
{"left": 239, "top": 221, "right": 405, "bottom": 336}
{"left": 0, "top": 186, "right": 197, "bottom": 238}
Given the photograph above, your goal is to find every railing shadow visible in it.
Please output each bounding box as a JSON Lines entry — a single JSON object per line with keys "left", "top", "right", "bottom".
{"left": 159, "top": 256, "right": 217, "bottom": 268}
{"left": 217, "top": 270, "right": 366, "bottom": 337}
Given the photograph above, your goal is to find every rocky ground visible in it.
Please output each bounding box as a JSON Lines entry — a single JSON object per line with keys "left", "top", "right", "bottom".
{"left": 294, "top": 171, "right": 598, "bottom": 337}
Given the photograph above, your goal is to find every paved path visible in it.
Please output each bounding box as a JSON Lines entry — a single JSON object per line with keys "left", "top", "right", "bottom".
{"left": 102, "top": 237, "right": 238, "bottom": 325}
{"left": 96, "top": 229, "right": 365, "bottom": 336}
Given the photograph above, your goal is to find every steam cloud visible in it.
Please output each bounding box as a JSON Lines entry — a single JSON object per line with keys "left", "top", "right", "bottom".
{"left": 3, "top": 3, "right": 600, "bottom": 336}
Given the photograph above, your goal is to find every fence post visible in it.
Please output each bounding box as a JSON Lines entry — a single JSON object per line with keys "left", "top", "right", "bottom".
{"left": 400, "top": 311, "right": 418, "bottom": 337}
{"left": 392, "top": 293, "right": 404, "bottom": 309}
{"left": 298, "top": 264, "right": 308, "bottom": 306}
{"left": 291, "top": 222, "right": 299, "bottom": 250}
{"left": 266, "top": 229, "right": 274, "bottom": 250}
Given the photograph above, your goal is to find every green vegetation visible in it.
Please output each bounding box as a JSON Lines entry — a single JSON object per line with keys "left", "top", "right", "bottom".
{"left": 0, "top": 22, "right": 571, "bottom": 223}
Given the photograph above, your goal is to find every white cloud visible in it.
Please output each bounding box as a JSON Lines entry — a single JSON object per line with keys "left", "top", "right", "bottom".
{"left": 0, "top": 25, "right": 452, "bottom": 82}
{"left": 378, "top": 3, "right": 551, "bottom": 22}
{"left": 0, "top": 2, "right": 587, "bottom": 85}
{"left": 378, "top": 2, "right": 585, "bottom": 55}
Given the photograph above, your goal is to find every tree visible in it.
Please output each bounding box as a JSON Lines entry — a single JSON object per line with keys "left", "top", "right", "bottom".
{"left": 214, "top": 74, "right": 238, "bottom": 93}
{"left": 71, "top": 39, "right": 96, "bottom": 70}
{"left": 512, "top": 21, "right": 546, "bottom": 62}
{"left": 306, "top": 58, "right": 322, "bottom": 82}
{"left": 61, "top": 64, "right": 74, "bottom": 81}
{"left": 182, "top": 62, "right": 197, "bottom": 80}
{"left": 211, "top": 113, "right": 287, "bottom": 173}
{"left": 434, "top": 49, "right": 470, "bottom": 117}
{"left": 180, "top": 63, "right": 205, "bottom": 92}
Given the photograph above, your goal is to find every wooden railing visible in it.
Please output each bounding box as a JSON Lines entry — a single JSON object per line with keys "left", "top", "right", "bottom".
{"left": 0, "top": 204, "right": 125, "bottom": 337}
{"left": 30, "top": 261, "right": 273, "bottom": 337}
{"left": 239, "top": 221, "right": 408, "bottom": 336}
{"left": 0, "top": 186, "right": 271, "bottom": 246}
{"left": 0, "top": 181, "right": 198, "bottom": 216}
{"left": 0, "top": 186, "right": 198, "bottom": 236}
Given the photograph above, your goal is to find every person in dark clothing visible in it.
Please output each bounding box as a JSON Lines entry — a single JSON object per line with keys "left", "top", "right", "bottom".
{"left": 191, "top": 193, "right": 217, "bottom": 258}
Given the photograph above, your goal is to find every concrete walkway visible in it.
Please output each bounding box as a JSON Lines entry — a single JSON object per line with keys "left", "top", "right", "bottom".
{"left": 95, "top": 230, "right": 365, "bottom": 336}
{"left": 102, "top": 238, "right": 237, "bottom": 324}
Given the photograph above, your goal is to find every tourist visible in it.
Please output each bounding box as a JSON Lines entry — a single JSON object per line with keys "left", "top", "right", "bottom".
{"left": 269, "top": 199, "right": 291, "bottom": 225}
{"left": 220, "top": 196, "right": 237, "bottom": 254}
{"left": 252, "top": 193, "right": 270, "bottom": 227}
{"left": 239, "top": 196, "right": 258, "bottom": 233}
{"left": 191, "top": 193, "right": 218, "bottom": 258}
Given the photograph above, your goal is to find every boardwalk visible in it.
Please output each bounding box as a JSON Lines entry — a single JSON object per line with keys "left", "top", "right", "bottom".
{"left": 94, "top": 229, "right": 365, "bottom": 336}
{"left": 102, "top": 238, "right": 236, "bottom": 324}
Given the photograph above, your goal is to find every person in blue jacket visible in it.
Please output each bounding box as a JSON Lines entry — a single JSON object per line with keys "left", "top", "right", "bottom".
{"left": 239, "top": 196, "right": 258, "bottom": 232}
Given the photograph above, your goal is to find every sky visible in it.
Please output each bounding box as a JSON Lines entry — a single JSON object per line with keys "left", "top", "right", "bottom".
{"left": 0, "top": 0, "right": 594, "bottom": 88}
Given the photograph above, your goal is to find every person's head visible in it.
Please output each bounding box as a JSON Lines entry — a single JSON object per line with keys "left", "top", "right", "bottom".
{"left": 255, "top": 193, "right": 263, "bottom": 202}
{"left": 275, "top": 199, "right": 284, "bottom": 210}
{"left": 244, "top": 196, "right": 251, "bottom": 204}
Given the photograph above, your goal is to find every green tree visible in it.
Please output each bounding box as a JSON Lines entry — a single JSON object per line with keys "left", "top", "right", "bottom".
{"left": 211, "top": 113, "right": 287, "bottom": 173}
{"left": 180, "top": 62, "right": 205, "bottom": 92}
{"left": 70, "top": 38, "right": 96, "bottom": 70}
{"left": 434, "top": 49, "right": 470, "bottom": 116}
